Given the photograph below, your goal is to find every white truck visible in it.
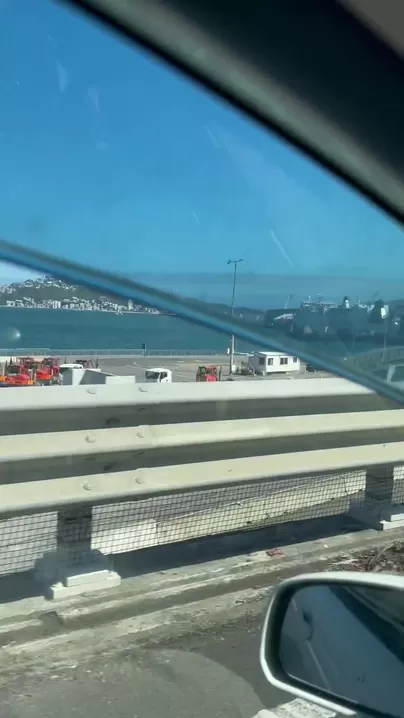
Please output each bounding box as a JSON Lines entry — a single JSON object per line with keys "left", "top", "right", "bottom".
{"left": 144, "top": 367, "right": 172, "bottom": 383}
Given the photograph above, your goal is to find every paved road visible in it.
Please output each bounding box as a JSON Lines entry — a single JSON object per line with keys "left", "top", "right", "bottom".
{"left": 83, "top": 355, "right": 330, "bottom": 383}
{"left": 66, "top": 354, "right": 231, "bottom": 383}
{"left": 6, "top": 352, "right": 331, "bottom": 383}
{"left": 0, "top": 617, "right": 335, "bottom": 718}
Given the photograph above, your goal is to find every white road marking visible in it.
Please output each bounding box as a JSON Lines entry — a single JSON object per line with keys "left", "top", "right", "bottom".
{"left": 253, "top": 699, "right": 337, "bottom": 718}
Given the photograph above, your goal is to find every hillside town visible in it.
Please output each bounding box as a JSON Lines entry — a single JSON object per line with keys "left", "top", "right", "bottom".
{"left": 0, "top": 275, "right": 161, "bottom": 314}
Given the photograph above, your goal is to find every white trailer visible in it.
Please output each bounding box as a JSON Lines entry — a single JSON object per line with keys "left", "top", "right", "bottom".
{"left": 247, "top": 351, "right": 300, "bottom": 376}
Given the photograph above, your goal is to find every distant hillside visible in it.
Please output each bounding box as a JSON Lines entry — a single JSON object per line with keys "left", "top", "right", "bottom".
{"left": 4, "top": 273, "right": 401, "bottom": 325}
{"left": 0, "top": 275, "right": 267, "bottom": 321}
{"left": 0, "top": 275, "right": 115, "bottom": 304}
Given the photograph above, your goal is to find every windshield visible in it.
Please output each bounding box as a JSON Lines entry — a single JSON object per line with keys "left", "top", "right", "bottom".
{"left": 0, "top": 2, "right": 400, "bottom": 396}
{"left": 145, "top": 371, "right": 162, "bottom": 380}
{"left": 2, "top": 1, "right": 404, "bottom": 716}
{"left": 0, "top": 2, "right": 403, "bottom": 401}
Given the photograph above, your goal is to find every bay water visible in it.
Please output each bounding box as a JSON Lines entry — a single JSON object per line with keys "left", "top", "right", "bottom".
{"left": 0, "top": 307, "right": 382, "bottom": 359}
{"left": 0, "top": 308, "right": 247, "bottom": 354}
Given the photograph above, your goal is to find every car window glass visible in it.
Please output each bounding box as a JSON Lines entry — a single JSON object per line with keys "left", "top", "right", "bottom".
{"left": 393, "top": 366, "right": 404, "bottom": 382}
{"left": 373, "top": 368, "right": 389, "bottom": 380}
{"left": 0, "top": 0, "right": 403, "bottom": 400}
{"left": 2, "top": 4, "right": 404, "bottom": 715}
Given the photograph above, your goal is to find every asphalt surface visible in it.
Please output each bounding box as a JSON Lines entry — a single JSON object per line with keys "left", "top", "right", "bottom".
{"left": 0, "top": 351, "right": 333, "bottom": 384}
{"left": 63, "top": 354, "right": 331, "bottom": 382}
{"left": 0, "top": 617, "right": 299, "bottom": 718}
{"left": 1, "top": 352, "right": 331, "bottom": 383}
{"left": 65, "top": 354, "right": 231, "bottom": 383}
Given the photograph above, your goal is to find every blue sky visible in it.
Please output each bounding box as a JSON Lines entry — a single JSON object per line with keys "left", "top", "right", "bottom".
{"left": 0, "top": 0, "right": 404, "bottom": 302}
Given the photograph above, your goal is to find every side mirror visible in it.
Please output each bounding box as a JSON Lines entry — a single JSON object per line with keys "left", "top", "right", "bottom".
{"left": 260, "top": 571, "right": 404, "bottom": 718}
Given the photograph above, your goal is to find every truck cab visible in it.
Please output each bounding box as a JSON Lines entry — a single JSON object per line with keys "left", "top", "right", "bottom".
{"left": 145, "top": 368, "right": 172, "bottom": 383}
{"left": 59, "top": 363, "right": 84, "bottom": 374}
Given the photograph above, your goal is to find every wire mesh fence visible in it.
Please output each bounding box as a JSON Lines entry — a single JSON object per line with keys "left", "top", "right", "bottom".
{"left": 2, "top": 465, "right": 398, "bottom": 577}
{"left": 0, "top": 512, "right": 57, "bottom": 576}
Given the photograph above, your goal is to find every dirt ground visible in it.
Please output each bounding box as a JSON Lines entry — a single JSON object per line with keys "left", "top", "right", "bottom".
{"left": 335, "top": 540, "right": 404, "bottom": 573}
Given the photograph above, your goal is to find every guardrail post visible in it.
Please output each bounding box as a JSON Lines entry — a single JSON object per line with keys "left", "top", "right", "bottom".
{"left": 36, "top": 505, "right": 121, "bottom": 599}
{"left": 350, "top": 464, "right": 404, "bottom": 530}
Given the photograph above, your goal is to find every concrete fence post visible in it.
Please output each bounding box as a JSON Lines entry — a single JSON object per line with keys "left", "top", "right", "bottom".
{"left": 350, "top": 464, "right": 404, "bottom": 530}
{"left": 57, "top": 506, "right": 93, "bottom": 566}
{"left": 36, "top": 505, "right": 121, "bottom": 600}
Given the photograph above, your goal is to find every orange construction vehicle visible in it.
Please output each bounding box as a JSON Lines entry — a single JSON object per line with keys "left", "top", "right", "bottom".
{"left": 20, "top": 357, "right": 37, "bottom": 370}
{"left": 3, "top": 363, "right": 35, "bottom": 386}
{"left": 196, "top": 365, "right": 218, "bottom": 382}
{"left": 36, "top": 357, "right": 60, "bottom": 384}
{"left": 20, "top": 357, "right": 41, "bottom": 375}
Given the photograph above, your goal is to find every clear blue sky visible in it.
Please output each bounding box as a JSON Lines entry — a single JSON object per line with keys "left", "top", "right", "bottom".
{"left": 0, "top": 0, "right": 403, "bottom": 297}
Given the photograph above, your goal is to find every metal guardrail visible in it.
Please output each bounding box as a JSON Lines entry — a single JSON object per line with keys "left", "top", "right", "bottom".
{"left": 0, "top": 376, "right": 396, "bottom": 436}
{"left": 346, "top": 346, "right": 404, "bottom": 369}
{"left": 3, "top": 345, "right": 404, "bottom": 362}
{"left": 0, "top": 347, "right": 228, "bottom": 357}
{"left": 0, "top": 378, "right": 404, "bottom": 598}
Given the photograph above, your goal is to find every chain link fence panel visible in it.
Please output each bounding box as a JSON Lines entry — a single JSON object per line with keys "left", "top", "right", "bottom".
{"left": 2, "top": 464, "right": 395, "bottom": 576}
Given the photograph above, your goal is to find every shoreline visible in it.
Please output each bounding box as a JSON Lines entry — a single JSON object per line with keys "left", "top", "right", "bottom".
{"left": 0, "top": 306, "right": 168, "bottom": 316}
{"left": 0, "top": 350, "right": 230, "bottom": 359}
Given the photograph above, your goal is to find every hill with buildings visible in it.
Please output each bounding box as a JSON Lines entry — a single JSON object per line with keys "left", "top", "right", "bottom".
{"left": 0, "top": 275, "right": 152, "bottom": 313}
{"left": 0, "top": 275, "right": 265, "bottom": 321}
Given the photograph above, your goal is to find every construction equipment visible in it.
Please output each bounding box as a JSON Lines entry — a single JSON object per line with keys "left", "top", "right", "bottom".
{"left": 196, "top": 365, "right": 218, "bottom": 382}
{"left": 19, "top": 357, "right": 38, "bottom": 371}
{"left": 3, "top": 363, "right": 34, "bottom": 386}
{"left": 35, "top": 358, "right": 60, "bottom": 385}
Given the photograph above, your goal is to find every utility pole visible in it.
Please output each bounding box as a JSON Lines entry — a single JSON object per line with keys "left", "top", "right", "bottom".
{"left": 227, "top": 258, "right": 243, "bottom": 374}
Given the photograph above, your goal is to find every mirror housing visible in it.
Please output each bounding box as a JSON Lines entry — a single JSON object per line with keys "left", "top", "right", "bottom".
{"left": 260, "top": 571, "right": 404, "bottom": 718}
